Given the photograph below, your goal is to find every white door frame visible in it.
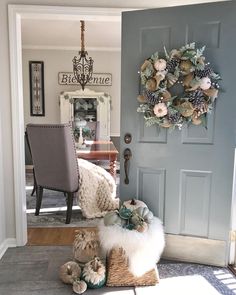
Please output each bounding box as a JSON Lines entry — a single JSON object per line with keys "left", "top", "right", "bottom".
{"left": 229, "top": 148, "right": 236, "bottom": 264}
{"left": 8, "top": 4, "right": 124, "bottom": 246}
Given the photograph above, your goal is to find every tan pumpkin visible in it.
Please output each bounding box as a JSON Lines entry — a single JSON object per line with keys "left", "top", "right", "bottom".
{"left": 137, "top": 94, "right": 147, "bottom": 103}
{"left": 146, "top": 78, "right": 157, "bottom": 91}
{"left": 59, "top": 261, "right": 81, "bottom": 284}
{"left": 179, "top": 101, "right": 194, "bottom": 117}
{"left": 73, "top": 229, "right": 100, "bottom": 264}
{"left": 179, "top": 60, "right": 193, "bottom": 75}
{"left": 160, "top": 119, "right": 173, "bottom": 128}
{"left": 133, "top": 207, "right": 154, "bottom": 224}
{"left": 183, "top": 73, "right": 194, "bottom": 87}
{"left": 141, "top": 59, "right": 152, "bottom": 72}
{"left": 161, "top": 90, "right": 171, "bottom": 102}
{"left": 166, "top": 73, "right": 178, "bottom": 88}
{"left": 203, "top": 88, "right": 218, "bottom": 100}
{"left": 123, "top": 199, "right": 147, "bottom": 211}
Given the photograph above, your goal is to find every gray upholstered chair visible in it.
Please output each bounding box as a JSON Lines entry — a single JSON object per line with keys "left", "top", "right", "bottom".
{"left": 26, "top": 123, "right": 79, "bottom": 224}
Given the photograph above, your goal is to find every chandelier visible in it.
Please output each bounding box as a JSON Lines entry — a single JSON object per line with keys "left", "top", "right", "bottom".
{"left": 72, "top": 20, "right": 94, "bottom": 90}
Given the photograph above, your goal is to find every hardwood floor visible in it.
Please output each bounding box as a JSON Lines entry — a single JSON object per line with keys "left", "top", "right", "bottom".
{"left": 27, "top": 227, "right": 96, "bottom": 246}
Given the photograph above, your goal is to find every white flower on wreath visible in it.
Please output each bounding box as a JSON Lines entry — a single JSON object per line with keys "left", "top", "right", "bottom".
{"left": 199, "top": 77, "right": 211, "bottom": 90}
{"left": 154, "top": 59, "right": 167, "bottom": 71}
{"left": 153, "top": 103, "right": 168, "bottom": 117}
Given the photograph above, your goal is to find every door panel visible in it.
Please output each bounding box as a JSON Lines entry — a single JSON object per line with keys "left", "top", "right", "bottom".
{"left": 121, "top": 2, "right": 236, "bottom": 264}
{"left": 179, "top": 170, "right": 212, "bottom": 237}
{"left": 138, "top": 116, "right": 167, "bottom": 143}
{"left": 137, "top": 167, "right": 165, "bottom": 220}
{"left": 181, "top": 110, "right": 215, "bottom": 144}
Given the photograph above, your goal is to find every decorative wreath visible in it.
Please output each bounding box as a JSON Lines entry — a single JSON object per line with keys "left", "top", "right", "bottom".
{"left": 137, "top": 43, "right": 221, "bottom": 129}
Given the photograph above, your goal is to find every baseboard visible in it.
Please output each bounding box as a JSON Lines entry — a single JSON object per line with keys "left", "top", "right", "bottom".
{"left": 0, "top": 238, "right": 17, "bottom": 260}
{"left": 162, "top": 234, "right": 227, "bottom": 267}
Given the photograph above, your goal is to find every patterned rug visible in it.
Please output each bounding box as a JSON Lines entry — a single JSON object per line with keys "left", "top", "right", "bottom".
{"left": 26, "top": 172, "right": 119, "bottom": 227}
{"left": 155, "top": 260, "right": 236, "bottom": 295}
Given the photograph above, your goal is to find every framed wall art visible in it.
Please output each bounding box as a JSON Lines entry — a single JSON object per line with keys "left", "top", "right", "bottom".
{"left": 29, "top": 61, "right": 45, "bottom": 116}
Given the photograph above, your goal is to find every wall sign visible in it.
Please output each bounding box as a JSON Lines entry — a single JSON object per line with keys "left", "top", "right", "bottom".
{"left": 58, "top": 72, "right": 112, "bottom": 86}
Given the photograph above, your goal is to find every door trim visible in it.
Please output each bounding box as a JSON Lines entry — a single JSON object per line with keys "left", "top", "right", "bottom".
{"left": 229, "top": 149, "right": 236, "bottom": 265}
{"left": 8, "top": 4, "right": 125, "bottom": 246}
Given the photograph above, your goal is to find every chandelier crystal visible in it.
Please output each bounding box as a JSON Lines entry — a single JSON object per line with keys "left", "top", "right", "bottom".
{"left": 72, "top": 20, "right": 94, "bottom": 90}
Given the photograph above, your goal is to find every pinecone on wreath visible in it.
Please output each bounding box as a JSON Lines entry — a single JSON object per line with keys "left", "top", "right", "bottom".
{"left": 188, "top": 90, "right": 206, "bottom": 109}
{"left": 167, "top": 110, "right": 182, "bottom": 124}
{"left": 144, "top": 90, "right": 160, "bottom": 105}
{"left": 194, "top": 67, "right": 212, "bottom": 78}
{"left": 166, "top": 58, "right": 180, "bottom": 73}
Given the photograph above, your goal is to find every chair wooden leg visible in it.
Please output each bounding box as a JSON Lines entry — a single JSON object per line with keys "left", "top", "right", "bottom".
{"left": 31, "top": 168, "right": 37, "bottom": 196}
{"left": 66, "top": 192, "right": 74, "bottom": 224}
{"left": 35, "top": 186, "right": 43, "bottom": 216}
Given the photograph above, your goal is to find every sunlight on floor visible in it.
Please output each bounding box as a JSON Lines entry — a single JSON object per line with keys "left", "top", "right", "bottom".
{"left": 135, "top": 275, "right": 220, "bottom": 295}
{"left": 26, "top": 205, "right": 80, "bottom": 214}
{"left": 214, "top": 269, "right": 236, "bottom": 293}
{"left": 26, "top": 185, "right": 33, "bottom": 190}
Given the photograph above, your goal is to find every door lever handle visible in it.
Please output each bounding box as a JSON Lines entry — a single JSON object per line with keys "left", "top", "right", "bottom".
{"left": 123, "top": 148, "right": 132, "bottom": 184}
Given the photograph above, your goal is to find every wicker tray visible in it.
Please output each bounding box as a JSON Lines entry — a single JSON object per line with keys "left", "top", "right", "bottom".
{"left": 106, "top": 248, "right": 159, "bottom": 287}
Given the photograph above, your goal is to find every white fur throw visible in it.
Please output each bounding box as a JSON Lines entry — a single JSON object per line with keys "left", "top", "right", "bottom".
{"left": 76, "top": 159, "right": 119, "bottom": 218}
{"left": 98, "top": 217, "right": 165, "bottom": 277}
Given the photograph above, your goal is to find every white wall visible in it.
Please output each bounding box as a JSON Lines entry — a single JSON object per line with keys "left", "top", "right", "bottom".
{"left": 22, "top": 49, "right": 121, "bottom": 136}
{"left": 0, "top": 0, "right": 225, "bottom": 249}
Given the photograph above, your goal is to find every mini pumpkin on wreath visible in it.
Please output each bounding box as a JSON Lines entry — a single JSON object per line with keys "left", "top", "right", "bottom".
{"left": 137, "top": 42, "right": 221, "bottom": 129}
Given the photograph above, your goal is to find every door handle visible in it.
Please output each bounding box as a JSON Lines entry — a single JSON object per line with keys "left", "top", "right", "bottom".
{"left": 123, "top": 148, "right": 132, "bottom": 184}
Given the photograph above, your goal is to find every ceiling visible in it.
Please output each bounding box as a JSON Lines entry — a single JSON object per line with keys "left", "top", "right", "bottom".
{"left": 21, "top": 19, "right": 121, "bottom": 51}
{"left": 21, "top": 0, "right": 226, "bottom": 51}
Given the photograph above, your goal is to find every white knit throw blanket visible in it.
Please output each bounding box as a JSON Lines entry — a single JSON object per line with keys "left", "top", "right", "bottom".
{"left": 76, "top": 159, "right": 119, "bottom": 218}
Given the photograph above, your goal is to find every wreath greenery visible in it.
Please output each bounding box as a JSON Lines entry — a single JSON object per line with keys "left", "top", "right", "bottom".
{"left": 137, "top": 43, "right": 221, "bottom": 130}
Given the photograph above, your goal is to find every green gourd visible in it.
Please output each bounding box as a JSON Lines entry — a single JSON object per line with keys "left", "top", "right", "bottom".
{"left": 133, "top": 207, "right": 154, "bottom": 224}
{"left": 104, "top": 211, "right": 126, "bottom": 226}
{"left": 130, "top": 213, "right": 144, "bottom": 226}
{"left": 81, "top": 257, "right": 106, "bottom": 289}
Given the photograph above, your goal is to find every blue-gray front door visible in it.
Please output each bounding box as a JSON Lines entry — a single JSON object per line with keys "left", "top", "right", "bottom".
{"left": 120, "top": 1, "right": 236, "bottom": 265}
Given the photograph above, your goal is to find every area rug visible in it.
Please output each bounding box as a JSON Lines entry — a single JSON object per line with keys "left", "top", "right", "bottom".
{"left": 155, "top": 260, "right": 236, "bottom": 295}
{"left": 26, "top": 172, "right": 119, "bottom": 227}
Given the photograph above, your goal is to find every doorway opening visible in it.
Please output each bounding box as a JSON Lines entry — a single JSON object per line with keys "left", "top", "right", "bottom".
{"left": 8, "top": 4, "right": 123, "bottom": 246}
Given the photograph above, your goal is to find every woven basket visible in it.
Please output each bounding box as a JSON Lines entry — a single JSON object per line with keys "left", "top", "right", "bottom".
{"left": 106, "top": 247, "right": 159, "bottom": 287}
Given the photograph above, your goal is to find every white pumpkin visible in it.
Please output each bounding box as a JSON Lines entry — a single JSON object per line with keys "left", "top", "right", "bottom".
{"left": 123, "top": 199, "right": 147, "bottom": 211}
{"left": 133, "top": 207, "right": 154, "bottom": 224}
{"left": 73, "top": 280, "right": 87, "bottom": 294}
{"left": 104, "top": 211, "right": 126, "bottom": 226}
